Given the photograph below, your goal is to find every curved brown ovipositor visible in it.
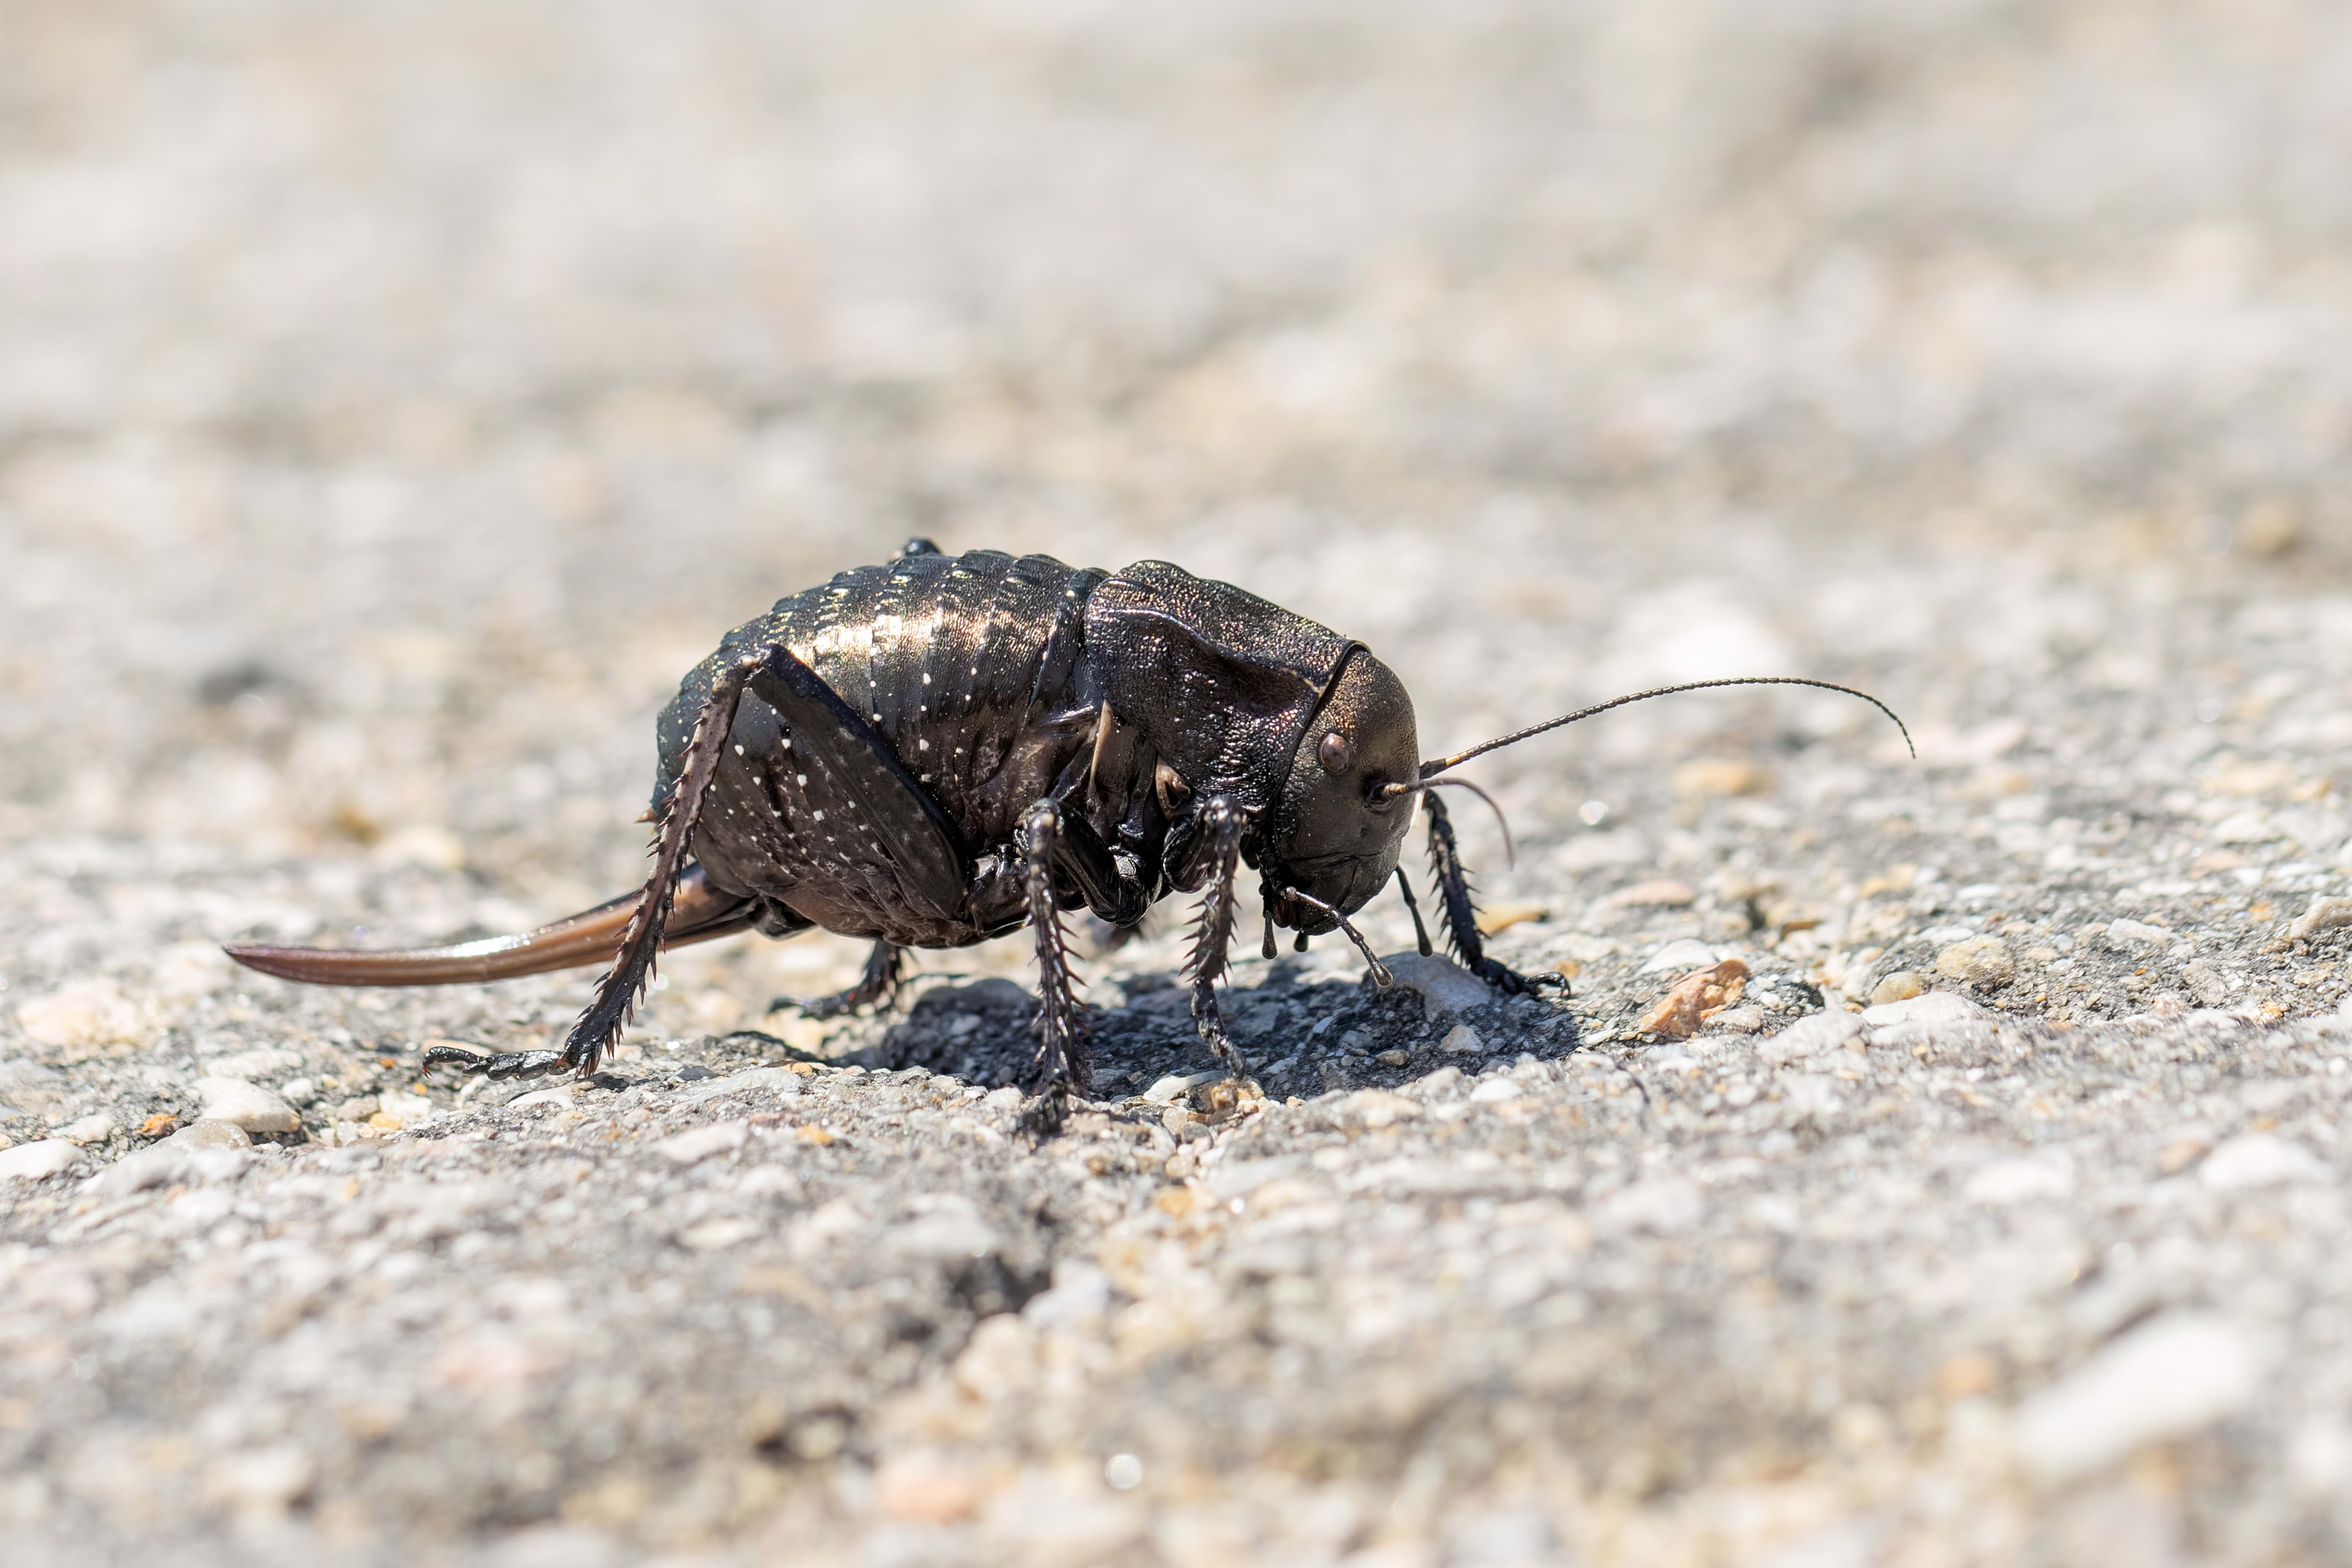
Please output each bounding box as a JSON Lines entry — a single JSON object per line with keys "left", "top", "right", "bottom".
{"left": 223, "top": 865, "right": 757, "bottom": 987}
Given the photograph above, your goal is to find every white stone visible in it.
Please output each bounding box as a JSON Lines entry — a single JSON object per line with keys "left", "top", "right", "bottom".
{"left": 1757, "top": 1009, "right": 1864, "bottom": 1063}
{"left": 84, "top": 1128, "right": 251, "bottom": 1197}
{"left": 1440, "top": 1024, "right": 1484, "bottom": 1056}
{"left": 678, "top": 1217, "right": 762, "bottom": 1252}
{"left": 2289, "top": 896, "right": 2352, "bottom": 941}
{"left": 2198, "top": 1133, "right": 2327, "bottom": 1190}
{"left": 193, "top": 1076, "right": 300, "bottom": 1134}
{"left": 1861, "top": 991, "right": 1985, "bottom": 1028}
{"left": 1379, "top": 952, "right": 1494, "bottom": 1017}
{"left": 1024, "top": 1261, "right": 1113, "bottom": 1329}
{"left": 1468, "top": 1077, "right": 1523, "bottom": 1102}
{"left": 1964, "top": 1153, "right": 2077, "bottom": 1204}
{"left": 1637, "top": 938, "right": 1717, "bottom": 976}
{"left": 677, "top": 1065, "right": 805, "bottom": 1105}
{"left": 375, "top": 1092, "right": 434, "bottom": 1129}
{"left": 655, "top": 1120, "right": 751, "bottom": 1165}
{"left": 891, "top": 1195, "right": 996, "bottom": 1259}
{"left": 0, "top": 1138, "right": 85, "bottom": 1182}
{"left": 169, "top": 1119, "right": 252, "bottom": 1151}
{"left": 56, "top": 1113, "right": 117, "bottom": 1145}
{"left": 202, "top": 1048, "right": 302, "bottom": 1081}
{"left": 1143, "top": 1070, "right": 1222, "bottom": 1105}
{"left": 1595, "top": 1176, "right": 1704, "bottom": 1234}
{"left": 201, "top": 1445, "right": 317, "bottom": 1514}
{"left": 2010, "top": 1313, "right": 2272, "bottom": 1481}
{"left": 2105, "top": 918, "right": 2175, "bottom": 947}
{"left": 2210, "top": 810, "right": 2278, "bottom": 845}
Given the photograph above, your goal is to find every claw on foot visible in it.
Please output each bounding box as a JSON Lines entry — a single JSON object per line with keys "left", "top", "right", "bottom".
{"left": 1480, "top": 959, "right": 1569, "bottom": 997}
{"left": 1018, "top": 1080, "right": 1072, "bottom": 1136}
{"left": 422, "top": 1044, "right": 574, "bottom": 1082}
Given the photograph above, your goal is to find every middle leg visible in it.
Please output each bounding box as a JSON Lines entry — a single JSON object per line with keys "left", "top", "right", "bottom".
{"left": 1180, "top": 795, "right": 1251, "bottom": 1079}
{"left": 773, "top": 939, "right": 904, "bottom": 1020}
{"left": 1019, "top": 799, "right": 1093, "bottom": 1130}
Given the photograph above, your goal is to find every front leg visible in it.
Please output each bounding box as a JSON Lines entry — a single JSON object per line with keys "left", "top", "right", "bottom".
{"left": 1178, "top": 795, "right": 1251, "bottom": 1079}
{"left": 1018, "top": 799, "right": 1093, "bottom": 1130}
{"left": 1422, "top": 792, "right": 1567, "bottom": 998}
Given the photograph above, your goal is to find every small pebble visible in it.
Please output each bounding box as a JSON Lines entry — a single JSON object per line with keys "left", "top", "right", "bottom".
{"left": 2010, "top": 1313, "right": 2272, "bottom": 1481}
{"left": 202, "top": 1048, "right": 302, "bottom": 1081}
{"left": 1473, "top": 901, "right": 1547, "bottom": 936}
{"left": 57, "top": 1112, "right": 117, "bottom": 1145}
{"left": 2199, "top": 1134, "right": 2326, "bottom": 1190}
{"left": 374, "top": 1092, "right": 433, "bottom": 1130}
{"left": 1440, "top": 1025, "right": 1484, "bottom": 1056}
{"left": 171, "top": 1119, "right": 254, "bottom": 1151}
{"left": 2291, "top": 896, "right": 2352, "bottom": 941}
{"left": 1637, "top": 938, "right": 1716, "bottom": 976}
{"left": 0, "top": 1138, "right": 84, "bottom": 1182}
{"left": 656, "top": 1121, "right": 752, "bottom": 1165}
{"left": 193, "top": 1077, "right": 300, "bottom": 1134}
{"left": 1380, "top": 953, "right": 1496, "bottom": 1018}
{"left": 1636, "top": 960, "right": 1749, "bottom": 1039}
{"left": 1606, "top": 879, "right": 1697, "bottom": 909}
{"left": 1870, "top": 972, "right": 1925, "bottom": 1005}
{"left": 1756, "top": 1010, "right": 1864, "bottom": 1063}
{"left": 1861, "top": 991, "right": 1986, "bottom": 1027}
{"left": 1934, "top": 936, "right": 2016, "bottom": 989}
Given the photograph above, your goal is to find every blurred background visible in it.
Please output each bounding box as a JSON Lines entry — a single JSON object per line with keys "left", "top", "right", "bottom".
{"left": 11, "top": 6, "right": 2352, "bottom": 1561}
{"left": 2, "top": 0, "right": 2348, "bottom": 964}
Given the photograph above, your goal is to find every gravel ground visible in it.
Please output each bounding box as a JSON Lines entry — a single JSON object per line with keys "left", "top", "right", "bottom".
{"left": 8, "top": 2, "right": 2352, "bottom": 1564}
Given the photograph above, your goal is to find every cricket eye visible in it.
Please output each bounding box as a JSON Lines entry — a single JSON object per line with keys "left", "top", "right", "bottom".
{"left": 1318, "top": 730, "right": 1353, "bottom": 775}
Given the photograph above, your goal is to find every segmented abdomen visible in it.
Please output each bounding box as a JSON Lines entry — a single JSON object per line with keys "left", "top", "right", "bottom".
{"left": 657, "top": 549, "right": 1108, "bottom": 865}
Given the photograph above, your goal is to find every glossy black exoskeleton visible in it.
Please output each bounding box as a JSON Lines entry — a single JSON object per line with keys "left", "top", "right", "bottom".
{"left": 227, "top": 540, "right": 1907, "bottom": 1125}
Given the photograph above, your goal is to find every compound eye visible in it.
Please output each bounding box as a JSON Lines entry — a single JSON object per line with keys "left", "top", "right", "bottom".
{"left": 1318, "top": 729, "right": 1353, "bottom": 775}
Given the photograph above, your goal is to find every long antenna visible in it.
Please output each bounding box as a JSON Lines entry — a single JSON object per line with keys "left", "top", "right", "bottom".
{"left": 1416, "top": 676, "right": 1913, "bottom": 778}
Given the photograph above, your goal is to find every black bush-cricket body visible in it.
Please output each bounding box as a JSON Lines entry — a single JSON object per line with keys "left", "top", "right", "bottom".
{"left": 228, "top": 543, "right": 1439, "bottom": 1112}
{"left": 226, "top": 540, "right": 1909, "bottom": 1122}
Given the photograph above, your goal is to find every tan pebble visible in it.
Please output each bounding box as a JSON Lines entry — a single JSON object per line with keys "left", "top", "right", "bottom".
{"left": 15, "top": 978, "right": 148, "bottom": 1051}
{"left": 137, "top": 1113, "right": 180, "bottom": 1140}
{"left": 1856, "top": 866, "right": 1917, "bottom": 899}
{"left": 1474, "top": 900, "right": 1548, "bottom": 936}
{"left": 2158, "top": 1135, "right": 2213, "bottom": 1176}
{"left": 1674, "top": 758, "right": 1770, "bottom": 797}
{"left": 1935, "top": 1351, "right": 2002, "bottom": 1400}
{"left": 795, "top": 1124, "right": 835, "bottom": 1146}
{"left": 1152, "top": 1185, "right": 1198, "bottom": 1217}
{"left": 873, "top": 1448, "right": 988, "bottom": 1524}
{"left": 1606, "top": 879, "right": 1697, "bottom": 909}
{"left": 1935, "top": 936, "right": 2017, "bottom": 989}
{"left": 1635, "top": 960, "right": 1750, "bottom": 1039}
{"left": 1870, "top": 971, "right": 1925, "bottom": 1006}
{"left": 1375, "top": 1048, "right": 1410, "bottom": 1068}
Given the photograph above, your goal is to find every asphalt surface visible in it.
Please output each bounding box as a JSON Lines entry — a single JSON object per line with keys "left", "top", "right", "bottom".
{"left": 7, "top": 3, "right": 2352, "bottom": 1565}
